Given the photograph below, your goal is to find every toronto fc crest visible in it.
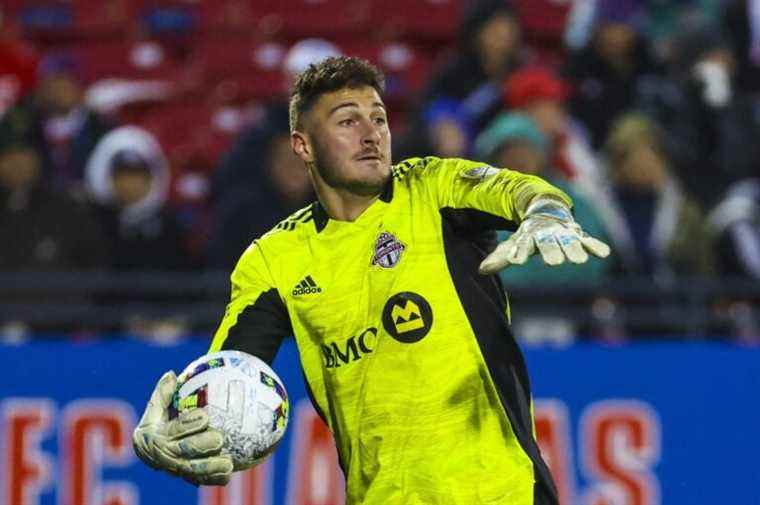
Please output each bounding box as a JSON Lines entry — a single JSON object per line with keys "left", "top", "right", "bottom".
{"left": 371, "top": 231, "right": 405, "bottom": 269}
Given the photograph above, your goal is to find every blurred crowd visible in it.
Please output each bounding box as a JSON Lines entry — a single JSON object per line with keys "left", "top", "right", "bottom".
{"left": 1, "top": 0, "right": 758, "bottom": 340}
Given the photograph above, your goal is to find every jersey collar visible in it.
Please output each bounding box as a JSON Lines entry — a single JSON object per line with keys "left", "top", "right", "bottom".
{"left": 312, "top": 178, "right": 394, "bottom": 233}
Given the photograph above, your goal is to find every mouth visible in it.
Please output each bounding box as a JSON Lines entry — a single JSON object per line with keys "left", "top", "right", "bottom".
{"left": 356, "top": 154, "right": 382, "bottom": 162}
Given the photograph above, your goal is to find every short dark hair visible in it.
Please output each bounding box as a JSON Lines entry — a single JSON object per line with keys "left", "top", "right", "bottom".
{"left": 289, "top": 56, "right": 385, "bottom": 133}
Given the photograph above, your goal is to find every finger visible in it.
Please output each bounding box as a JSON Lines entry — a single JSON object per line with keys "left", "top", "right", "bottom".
{"left": 534, "top": 231, "right": 564, "bottom": 266}
{"left": 185, "top": 470, "right": 233, "bottom": 486}
{"left": 132, "top": 433, "right": 160, "bottom": 469}
{"left": 153, "top": 446, "right": 232, "bottom": 479}
{"left": 140, "top": 371, "right": 177, "bottom": 426}
{"left": 478, "top": 236, "right": 518, "bottom": 274}
{"left": 557, "top": 233, "right": 588, "bottom": 264}
{"left": 179, "top": 456, "right": 234, "bottom": 483}
{"left": 580, "top": 235, "right": 611, "bottom": 258}
{"left": 166, "top": 430, "right": 224, "bottom": 459}
{"left": 509, "top": 233, "right": 535, "bottom": 265}
{"left": 166, "top": 408, "right": 210, "bottom": 439}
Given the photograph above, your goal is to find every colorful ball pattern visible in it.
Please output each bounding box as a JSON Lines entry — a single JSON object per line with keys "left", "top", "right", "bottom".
{"left": 170, "top": 350, "right": 289, "bottom": 470}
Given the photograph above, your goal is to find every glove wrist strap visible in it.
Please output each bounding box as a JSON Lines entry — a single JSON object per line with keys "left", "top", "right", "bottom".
{"left": 524, "top": 197, "right": 574, "bottom": 223}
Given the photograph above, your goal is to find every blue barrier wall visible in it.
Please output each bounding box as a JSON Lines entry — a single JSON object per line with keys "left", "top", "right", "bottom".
{"left": 2, "top": 338, "right": 758, "bottom": 505}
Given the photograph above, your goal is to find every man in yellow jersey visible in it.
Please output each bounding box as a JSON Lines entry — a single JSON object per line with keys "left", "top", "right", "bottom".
{"left": 133, "top": 57, "right": 610, "bottom": 504}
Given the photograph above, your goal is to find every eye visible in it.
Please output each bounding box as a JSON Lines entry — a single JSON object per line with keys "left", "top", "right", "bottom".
{"left": 374, "top": 116, "right": 387, "bottom": 125}
{"left": 339, "top": 118, "right": 355, "bottom": 126}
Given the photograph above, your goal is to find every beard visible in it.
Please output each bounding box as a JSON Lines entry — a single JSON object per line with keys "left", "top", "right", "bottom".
{"left": 310, "top": 136, "right": 390, "bottom": 197}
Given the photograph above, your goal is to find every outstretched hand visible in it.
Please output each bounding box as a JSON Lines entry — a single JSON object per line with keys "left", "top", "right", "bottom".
{"left": 479, "top": 198, "right": 610, "bottom": 274}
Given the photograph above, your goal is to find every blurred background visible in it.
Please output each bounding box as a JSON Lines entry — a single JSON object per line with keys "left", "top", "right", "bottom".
{"left": 1, "top": 1, "right": 758, "bottom": 504}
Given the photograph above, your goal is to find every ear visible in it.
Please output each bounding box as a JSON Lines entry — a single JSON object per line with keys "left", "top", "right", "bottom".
{"left": 291, "top": 131, "right": 314, "bottom": 164}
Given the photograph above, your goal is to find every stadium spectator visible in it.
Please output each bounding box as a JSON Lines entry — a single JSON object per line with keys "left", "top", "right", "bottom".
{"left": 206, "top": 116, "right": 313, "bottom": 269}
{"left": 723, "top": 0, "right": 760, "bottom": 94}
{"left": 421, "top": 0, "right": 525, "bottom": 132}
{"left": 563, "top": 0, "right": 660, "bottom": 149}
{"left": 85, "top": 126, "right": 189, "bottom": 271}
{"left": 475, "top": 112, "right": 612, "bottom": 287}
{"left": 0, "top": 139, "right": 106, "bottom": 271}
{"left": 604, "top": 112, "right": 715, "bottom": 278}
{"left": 207, "top": 39, "right": 337, "bottom": 269}
{"left": 503, "top": 66, "right": 633, "bottom": 256}
{"left": 644, "top": 0, "right": 721, "bottom": 63}
{"left": 660, "top": 25, "right": 759, "bottom": 209}
{"left": 420, "top": 97, "right": 473, "bottom": 159}
{"left": 504, "top": 65, "right": 603, "bottom": 185}
{"left": 708, "top": 178, "right": 760, "bottom": 280}
{"left": 211, "top": 38, "right": 341, "bottom": 205}
{"left": 34, "top": 52, "right": 114, "bottom": 189}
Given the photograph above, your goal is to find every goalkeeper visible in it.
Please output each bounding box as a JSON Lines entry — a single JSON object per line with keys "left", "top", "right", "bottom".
{"left": 133, "top": 57, "right": 609, "bottom": 504}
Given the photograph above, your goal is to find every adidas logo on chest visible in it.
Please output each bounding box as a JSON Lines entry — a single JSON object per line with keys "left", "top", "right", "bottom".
{"left": 292, "top": 275, "right": 322, "bottom": 296}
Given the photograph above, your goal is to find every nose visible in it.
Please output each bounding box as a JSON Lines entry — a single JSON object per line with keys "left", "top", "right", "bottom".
{"left": 360, "top": 119, "right": 382, "bottom": 146}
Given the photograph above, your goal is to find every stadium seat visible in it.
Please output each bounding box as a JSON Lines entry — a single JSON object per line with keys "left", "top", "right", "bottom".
{"left": 136, "top": 99, "right": 251, "bottom": 209}
{"left": 367, "top": 0, "right": 462, "bottom": 41}
{"left": 248, "top": 0, "right": 371, "bottom": 39}
{"left": 138, "top": 101, "right": 241, "bottom": 164}
{"left": 13, "top": 0, "right": 131, "bottom": 40}
{"left": 63, "top": 39, "right": 184, "bottom": 84}
{"left": 192, "top": 37, "right": 288, "bottom": 102}
{"left": 2, "top": 0, "right": 31, "bottom": 20}
{"left": 514, "top": 0, "right": 571, "bottom": 64}
{"left": 345, "top": 40, "right": 435, "bottom": 98}
{"left": 129, "top": 0, "right": 201, "bottom": 36}
{"left": 196, "top": 0, "right": 255, "bottom": 32}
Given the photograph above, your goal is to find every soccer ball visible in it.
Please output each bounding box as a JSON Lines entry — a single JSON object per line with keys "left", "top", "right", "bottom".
{"left": 170, "top": 350, "right": 289, "bottom": 470}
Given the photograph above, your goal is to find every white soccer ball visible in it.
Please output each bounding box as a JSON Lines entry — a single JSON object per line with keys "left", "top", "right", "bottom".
{"left": 170, "top": 350, "right": 289, "bottom": 470}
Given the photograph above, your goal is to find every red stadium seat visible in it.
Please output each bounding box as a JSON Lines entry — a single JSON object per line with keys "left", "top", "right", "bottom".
{"left": 514, "top": 0, "right": 572, "bottom": 64}
{"left": 248, "top": 0, "right": 371, "bottom": 39}
{"left": 63, "top": 40, "right": 185, "bottom": 84}
{"left": 138, "top": 101, "right": 241, "bottom": 164}
{"left": 12, "top": 0, "right": 131, "bottom": 40}
{"left": 132, "top": 0, "right": 200, "bottom": 32}
{"left": 137, "top": 99, "right": 251, "bottom": 206}
{"left": 367, "top": 0, "right": 462, "bottom": 41}
{"left": 196, "top": 0, "right": 255, "bottom": 31}
{"left": 2, "top": 0, "right": 31, "bottom": 20}
{"left": 192, "top": 37, "right": 288, "bottom": 102}
{"left": 345, "top": 40, "right": 435, "bottom": 98}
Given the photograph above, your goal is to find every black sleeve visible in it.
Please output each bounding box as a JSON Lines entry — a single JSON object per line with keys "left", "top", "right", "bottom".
{"left": 220, "top": 288, "right": 292, "bottom": 365}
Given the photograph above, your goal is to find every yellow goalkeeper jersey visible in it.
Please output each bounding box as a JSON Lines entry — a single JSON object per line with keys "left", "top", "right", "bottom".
{"left": 210, "top": 156, "right": 570, "bottom": 505}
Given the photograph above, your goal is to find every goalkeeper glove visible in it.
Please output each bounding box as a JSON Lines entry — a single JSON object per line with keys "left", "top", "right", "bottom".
{"left": 479, "top": 197, "right": 610, "bottom": 274}
{"left": 133, "top": 371, "right": 233, "bottom": 486}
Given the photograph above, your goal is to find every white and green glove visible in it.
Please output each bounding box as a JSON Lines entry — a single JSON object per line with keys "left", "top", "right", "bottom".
{"left": 132, "top": 371, "right": 233, "bottom": 486}
{"left": 479, "top": 197, "right": 611, "bottom": 274}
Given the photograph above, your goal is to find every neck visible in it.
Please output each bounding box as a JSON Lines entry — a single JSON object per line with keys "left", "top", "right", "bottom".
{"left": 311, "top": 170, "right": 380, "bottom": 222}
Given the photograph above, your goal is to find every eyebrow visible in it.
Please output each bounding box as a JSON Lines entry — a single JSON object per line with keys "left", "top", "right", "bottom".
{"left": 328, "top": 101, "right": 386, "bottom": 116}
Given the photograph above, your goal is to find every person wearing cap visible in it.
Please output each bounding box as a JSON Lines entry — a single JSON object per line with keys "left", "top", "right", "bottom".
{"left": 504, "top": 65, "right": 597, "bottom": 181}
{"left": 503, "top": 65, "right": 629, "bottom": 256}
{"left": 475, "top": 112, "right": 612, "bottom": 289}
